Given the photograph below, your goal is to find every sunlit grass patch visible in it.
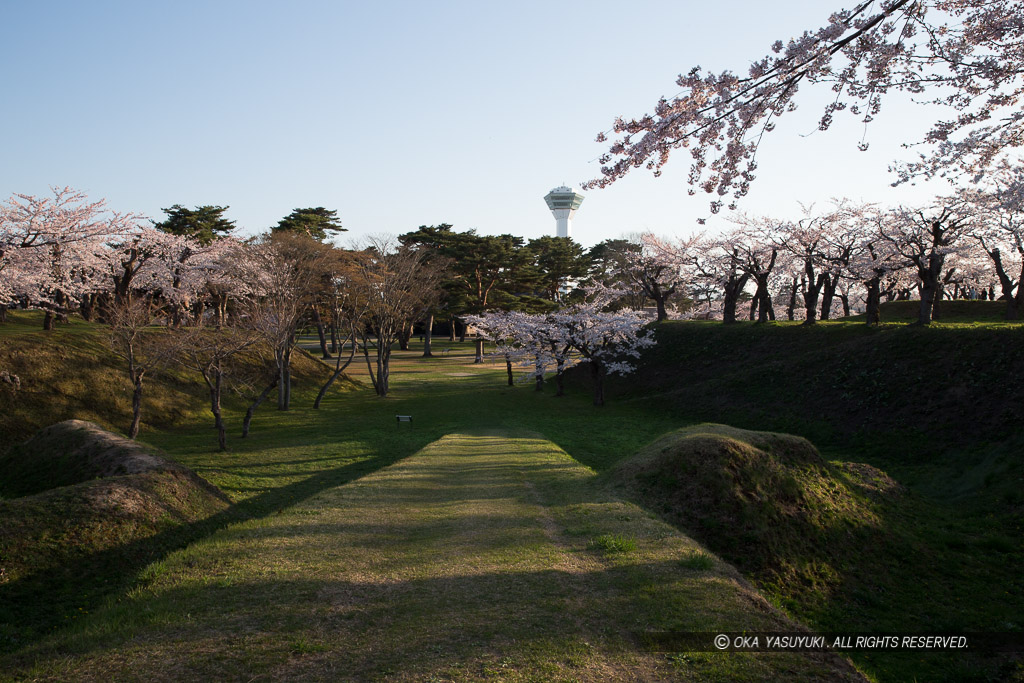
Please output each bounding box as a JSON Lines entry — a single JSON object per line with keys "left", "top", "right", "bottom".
{"left": 589, "top": 533, "right": 636, "bottom": 554}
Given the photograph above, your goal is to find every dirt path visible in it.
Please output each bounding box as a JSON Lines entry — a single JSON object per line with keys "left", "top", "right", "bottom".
{"left": 10, "top": 433, "right": 863, "bottom": 681}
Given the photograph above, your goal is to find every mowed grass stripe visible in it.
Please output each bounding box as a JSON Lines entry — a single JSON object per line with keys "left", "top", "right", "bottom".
{"left": 8, "top": 433, "right": 862, "bottom": 682}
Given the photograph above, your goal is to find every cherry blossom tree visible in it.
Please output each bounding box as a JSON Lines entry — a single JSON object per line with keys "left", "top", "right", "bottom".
{"left": 515, "top": 313, "right": 577, "bottom": 394}
{"left": 587, "top": 1, "right": 1024, "bottom": 214}
{"left": 613, "top": 233, "right": 693, "bottom": 322}
{"left": 840, "top": 205, "right": 907, "bottom": 324}
{"left": 551, "top": 300, "right": 655, "bottom": 406}
{"left": 464, "top": 310, "right": 531, "bottom": 386}
{"left": 878, "top": 200, "right": 972, "bottom": 324}
{"left": 687, "top": 237, "right": 751, "bottom": 323}
{"left": 960, "top": 162, "right": 1024, "bottom": 318}
{"left": 772, "top": 205, "right": 842, "bottom": 324}
{"left": 314, "top": 249, "right": 368, "bottom": 410}
{"left": 0, "top": 187, "right": 136, "bottom": 328}
{"left": 140, "top": 233, "right": 232, "bottom": 326}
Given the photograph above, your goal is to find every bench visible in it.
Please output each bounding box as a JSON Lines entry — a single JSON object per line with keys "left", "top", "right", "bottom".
{"left": 396, "top": 415, "right": 413, "bottom": 426}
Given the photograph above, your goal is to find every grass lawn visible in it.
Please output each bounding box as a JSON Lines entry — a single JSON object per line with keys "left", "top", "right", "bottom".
{"left": 4, "top": 430, "right": 861, "bottom": 681}
{"left": 2, "top": 317, "right": 1022, "bottom": 681}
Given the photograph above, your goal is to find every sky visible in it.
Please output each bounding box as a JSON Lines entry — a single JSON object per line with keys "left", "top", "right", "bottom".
{"left": 2, "top": 0, "right": 954, "bottom": 248}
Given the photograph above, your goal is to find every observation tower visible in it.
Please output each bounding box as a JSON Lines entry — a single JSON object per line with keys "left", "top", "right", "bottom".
{"left": 543, "top": 185, "right": 585, "bottom": 238}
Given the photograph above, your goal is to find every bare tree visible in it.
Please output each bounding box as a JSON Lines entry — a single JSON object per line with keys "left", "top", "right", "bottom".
{"left": 107, "top": 298, "right": 173, "bottom": 438}
{"left": 235, "top": 232, "right": 332, "bottom": 410}
{"left": 349, "top": 237, "right": 444, "bottom": 397}
{"left": 314, "top": 248, "right": 367, "bottom": 409}
{"left": 173, "top": 321, "right": 260, "bottom": 451}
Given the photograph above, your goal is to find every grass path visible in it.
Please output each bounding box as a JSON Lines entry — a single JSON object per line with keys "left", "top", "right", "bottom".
{"left": 6, "top": 432, "right": 860, "bottom": 682}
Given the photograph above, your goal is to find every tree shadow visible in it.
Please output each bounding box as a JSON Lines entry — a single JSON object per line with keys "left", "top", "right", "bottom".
{"left": 0, "top": 438, "right": 435, "bottom": 656}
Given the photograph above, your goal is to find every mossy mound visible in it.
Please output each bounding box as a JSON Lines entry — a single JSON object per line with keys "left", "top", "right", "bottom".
{"left": 0, "top": 419, "right": 216, "bottom": 498}
{"left": 609, "top": 424, "right": 903, "bottom": 591}
{"left": 0, "top": 422, "right": 229, "bottom": 650}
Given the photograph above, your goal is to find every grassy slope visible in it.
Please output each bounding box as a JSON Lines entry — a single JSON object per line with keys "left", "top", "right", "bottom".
{"left": 608, "top": 424, "right": 904, "bottom": 581}
{"left": 2, "top": 307, "right": 1022, "bottom": 681}
{"left": 614, "top": 306, "right": 1024, "bottom": 454}
{"left": 5, "top": 433, "right": 861, "bottom": 682}
{"left": 0, "top": 318, "right": 685, "bottom": 673}
{"left": 587, "top": 305, "right": 1024, "bottom": 682}
{"left": 0, "top": 309, "right": 329, "bottom": 446}
{"left": 0, "top": 420, "right": 232, "bottom": 648}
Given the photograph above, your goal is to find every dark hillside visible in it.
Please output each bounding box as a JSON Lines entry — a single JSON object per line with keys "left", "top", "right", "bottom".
{"left": 609, "top": 310, "right": 1024, "bottom": 458}
{"left": 584, "top": 306, "right": 1024, "bottom": 682}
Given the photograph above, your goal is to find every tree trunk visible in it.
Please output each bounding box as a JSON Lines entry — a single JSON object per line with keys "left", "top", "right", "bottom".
{"left": 398, "top": 321, "right": 412, "bottom": 351}
{"left": 276, "top": 347, "right": 288, "bottom": 410}
{"left": 80, "top": 294, "right": 95, "bottom": 322}
{"left": 329, "top": 322, "right": 339, "bottom": 354}
{"left": 916, "top": 252, "right": 945, "bottom": 325}
{"left": 449, "top": 322, "right": 456, "bottom": 342}
{"left": 242, "top": 377, "right": 278, "bottom": 437}
{"left": 755, "top": 284, "right": 773, "bottom": 323}
{"left": 721, "top": 269, "right": 750, "bottom": 324}
{"left": 506, "top": 357, "right": 514, "bottom": 386}
{"left": 314, "top": 334, "right": 356, "bottom": 409}
{"left": 312, "top": 307, "right": 331, "bottom": 359}
{"left": 55, "top": 291, "right": 69, "bottom": 324}
{"left": 589, "top": 361, "right": 605, "bottom": 407}
{"left": 786, "top": 277, "right": 798, "bottom": 321}
{"left": 474, "top": 338, "right": 485, "bottom": 364}
{"left": 43, "top": 309, "right": 54, "bottom": 330}
{"left": 0, "top": 303, "right": 6, "bottom": 323}
{"left": 375, "top": 345, "right": 390, "bottom": 397}
{"left": 555, "top": 356, "right": 566, "bottom": 397}
{"left": 361, "top": 335, "right": 378, "bottom": 393}
{"left": 458, "top": 320, "right": 466, "bottom": 343}
{"left": 865, "top": 277, "right": 881, "bottom": 326}
{"left": 820, "top": 274, "right": 837, "bottom": 321}
{"left": 654, "top": 296, "right": 668, "bottom": 322}
{"left": 987, "top": 248, "right": 1019, "bottom": 320}
{"left": 803, "top": 272, "right": 823, "bottom": 325}
{"left": 917, "top": 285, "right": 936, "bottom": 324}
{"left": 422, "top": 313, "right": 434, "bottom": 357}
{"left": 190, "top": 299, "right": 204, "bottom": 325}
{"left": 128, "top": 372, "right": 144, "bottom": 439}
{"left": 208, "top": 366, "right": 227, "bottom": 451}
{"left": 283, "top": 346, "right": 292, "bottom": 408}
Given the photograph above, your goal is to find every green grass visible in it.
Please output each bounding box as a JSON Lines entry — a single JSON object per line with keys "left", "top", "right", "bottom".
{"left": 590, "top": 533, "right": 637, "bottom": 554}
{"left": 2, "top": 308, "right": 1023, "bottom": 681}
{"left": 585, "top": 311, "right": 1024, "bottom": 683}
{"left": 4, "top": 432, "right": 860, "bottom": 681}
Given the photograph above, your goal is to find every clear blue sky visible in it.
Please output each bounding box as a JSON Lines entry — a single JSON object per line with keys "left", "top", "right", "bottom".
{"left": 2, "top": 1, "right": 949, "bottom": 247}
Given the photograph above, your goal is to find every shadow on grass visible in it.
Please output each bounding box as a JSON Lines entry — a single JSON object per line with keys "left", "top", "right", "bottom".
{"left": 0, "top": 442, "right": 432, "bottom": 656}
{"left": 6, "top": 565, "right": 860, "bottom": 682}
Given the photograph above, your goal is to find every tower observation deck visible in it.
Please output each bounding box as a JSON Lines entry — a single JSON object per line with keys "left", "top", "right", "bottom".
{"left": 543, "top": 186, "right": 585, "bottom": 238}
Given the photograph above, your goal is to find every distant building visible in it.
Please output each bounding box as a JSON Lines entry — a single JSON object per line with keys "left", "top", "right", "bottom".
{"left": 543, "top": 185, "right": 585, "bottom": 238}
